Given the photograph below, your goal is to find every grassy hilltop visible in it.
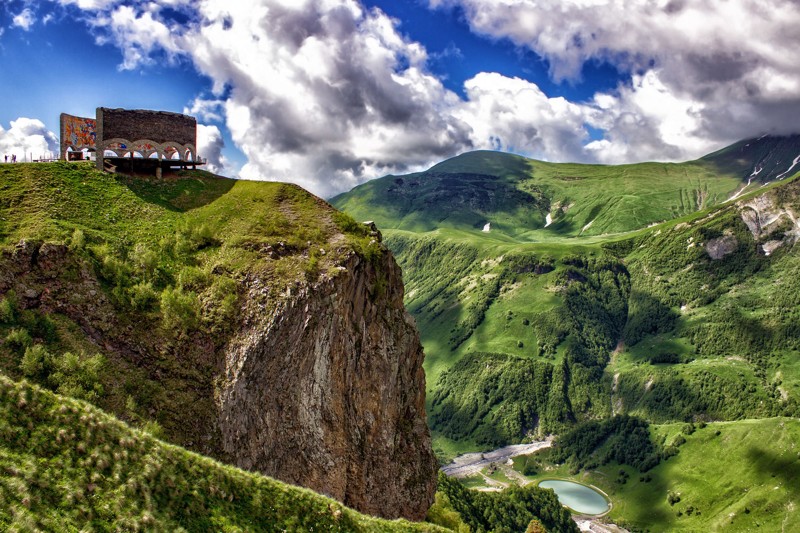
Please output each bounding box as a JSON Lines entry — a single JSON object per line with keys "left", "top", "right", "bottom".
{"left": 0, "top": 161, "right": 382, "bottom": 450}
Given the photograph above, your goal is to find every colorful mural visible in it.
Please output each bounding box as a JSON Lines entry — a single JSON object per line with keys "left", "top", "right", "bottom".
{"left": 61, "top": 114, "right": 96, "bottom": 150}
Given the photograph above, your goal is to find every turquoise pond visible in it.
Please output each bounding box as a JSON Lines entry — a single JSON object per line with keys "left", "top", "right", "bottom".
{"left": 538, "top": 480, "right": 610, "bottom": 515}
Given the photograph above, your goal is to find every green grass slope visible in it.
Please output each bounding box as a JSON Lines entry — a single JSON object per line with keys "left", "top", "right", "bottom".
{"left": 0, "top": 161, "right": 380, "bottom": 452}
{"left": 508, "top": 418, "right": 800, "bottom": 532}
{"left": 0, "top": 373, "right": 443, "bottom": 532}
{"left": 332, "top": 148, "right": 746, "bottom": 240}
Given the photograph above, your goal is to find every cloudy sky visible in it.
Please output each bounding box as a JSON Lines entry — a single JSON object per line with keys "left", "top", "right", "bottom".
{"left": 1, "top": 0, "right": 798, "bottom": 197}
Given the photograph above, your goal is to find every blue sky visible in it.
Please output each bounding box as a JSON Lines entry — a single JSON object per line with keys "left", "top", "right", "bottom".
{"left": 1, "top": 0, "right": 799, "bottom": 197}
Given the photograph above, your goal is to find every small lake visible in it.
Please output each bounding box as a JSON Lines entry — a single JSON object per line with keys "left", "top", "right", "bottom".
{"left": 538, "top": 480, "right": 610, "bottom": 515}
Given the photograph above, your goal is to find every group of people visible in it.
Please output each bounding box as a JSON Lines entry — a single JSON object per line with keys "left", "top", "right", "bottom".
{"left": 3, "top": 154, "right": 17, "bottom": 163}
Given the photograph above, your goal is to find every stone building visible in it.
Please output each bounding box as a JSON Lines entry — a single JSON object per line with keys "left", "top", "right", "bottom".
{"left": 60, "top": 108, "right": 203, "bottom": 176}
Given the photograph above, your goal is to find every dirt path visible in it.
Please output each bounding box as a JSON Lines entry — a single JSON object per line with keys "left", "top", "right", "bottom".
{"left": 440, "top": 438, "right": 553, "bottom": 478}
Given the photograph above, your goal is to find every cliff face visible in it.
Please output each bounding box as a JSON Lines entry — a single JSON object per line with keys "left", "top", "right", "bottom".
{"left": 0, "top": 168, "right": 438, "bottom": 521}
{"left": 219, "top": 249, "right": 437, "bottom": 519}
{"left": 0, "top": 231, "right": 436, "bottom": 521}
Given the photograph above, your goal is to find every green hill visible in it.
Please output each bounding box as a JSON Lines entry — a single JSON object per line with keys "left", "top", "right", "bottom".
{"left": 332, "top": 135, "right": 800, "bottom": 241}
{"left": 0, "top": 161, "right": 377, "bottom": 453}
{"left": 0, "top": 161, "right": 447, "bottom": 524}
{"left": 0, "top": 373, "right": 443, "bottom": 532}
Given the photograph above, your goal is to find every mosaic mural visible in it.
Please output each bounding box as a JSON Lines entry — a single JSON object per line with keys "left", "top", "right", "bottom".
{"left": 61, "top": 114, "right": 96, "bottom": 151}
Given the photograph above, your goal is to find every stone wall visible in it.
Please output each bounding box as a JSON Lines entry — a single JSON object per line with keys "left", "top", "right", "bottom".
{"left": 97, "top": 108, "right": 196, "bottom": 146}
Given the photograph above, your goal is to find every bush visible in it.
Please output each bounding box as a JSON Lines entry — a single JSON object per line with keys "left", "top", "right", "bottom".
{"left": 5, "top": 328, "right": 33, "bottom": 352}
{"left": 19, "top": 311, "right": 58, "bottom": 343}
{"left": 160, "top": 286, "right": 199, "bottom": 333}
{"left": 0, "top": 291, "right": 19, "bottom": 323}
{"left": 19, "top": 346, "right": 105, "bottom": 402}
{"left": 141, "top": 420, "right": 164, "bottom": 439}
{"left": 48, "top": 351, "right": 106, "bottom": 402}
{"left": 177, "top": 266, "right": 210, "bottom": 291}
{"left": 20, "top": 344, "right": 50, "bottom": 380}
{"left": 70, "top": 228, "right": 86, "bottom": 250}
{"left": 128, "top": 282, "right": 159, "bottom": 311}
{"left": 130, "top": 243, "right": 158, "bottom": 278}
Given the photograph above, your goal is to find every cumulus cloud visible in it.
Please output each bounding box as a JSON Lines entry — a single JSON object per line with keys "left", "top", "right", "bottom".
{"left": 41, "top": 0, "right": 800, "bottom": 195}
{"left": 455, "top": 72, "right": 592, "bottom": 161}
{"left": 180, "top": 0, "right": 477, "bottom": 195}
{"left": 0, "top": 118, "right": 59, "bottom": 162}
{"left": 196, "top": 123, "right": 227, "bottom": 174}
{"left": 431, "top": 0, "right": 800, "bottom": 157}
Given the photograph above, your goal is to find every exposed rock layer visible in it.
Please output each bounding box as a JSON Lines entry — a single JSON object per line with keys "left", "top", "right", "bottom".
{"left": 219, "top": 249, "right": 437, "bottom": 519}
{"left": 0, "top": 238, "right": 437, "bottom": 521}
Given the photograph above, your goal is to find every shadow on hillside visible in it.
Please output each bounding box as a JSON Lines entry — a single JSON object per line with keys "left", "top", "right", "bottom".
{"left": 116, "top": 171, "right": 236, "bottom": 212}
{"left": 745, "top": 445, "right": 800, "bottom": 488}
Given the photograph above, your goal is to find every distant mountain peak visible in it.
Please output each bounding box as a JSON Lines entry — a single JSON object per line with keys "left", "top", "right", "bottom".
{"left": 701, "top": 133, "right": 800, "bottom": 184}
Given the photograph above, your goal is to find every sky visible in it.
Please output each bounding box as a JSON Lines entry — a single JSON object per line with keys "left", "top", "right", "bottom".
{"left": 0, "top": 0, "right": 799, "bottom": 198}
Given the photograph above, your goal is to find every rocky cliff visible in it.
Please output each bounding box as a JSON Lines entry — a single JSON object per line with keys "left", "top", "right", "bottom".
{"left": 220, "top": 248, "right": 437, "bottom": 519}
{"left": 0, "top": 167, "right": 437, "bottom": 521}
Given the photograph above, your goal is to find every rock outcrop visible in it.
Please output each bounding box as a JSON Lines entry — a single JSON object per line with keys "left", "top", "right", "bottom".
{"left": 219, "top": 248, "right": 437, "bottom": 520}
{"left": 0, "top": 238, "right": 437, "bottom": 521}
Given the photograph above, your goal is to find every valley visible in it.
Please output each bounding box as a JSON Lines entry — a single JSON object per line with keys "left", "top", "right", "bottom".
{"left": 333, "top": 135, "right": 800, "bottom": 531}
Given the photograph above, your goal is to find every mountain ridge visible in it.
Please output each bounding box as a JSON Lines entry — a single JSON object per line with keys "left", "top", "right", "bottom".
{"left": 332, "top": 135, "right": 800, "bottom": 240}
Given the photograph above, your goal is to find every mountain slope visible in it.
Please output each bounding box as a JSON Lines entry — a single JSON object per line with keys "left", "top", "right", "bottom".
{"left": 332, "top": 147, "right": 753, "bottom": 241}
{"left": 702, "top": 133, "right": 800, "bottom": 184}
{"left": 0, "top": 373, "right": 444, "bottom": 532}
{"left": 0, "top": 161, "right": 437, "bottom": 520}
{"left": 332, "top": 135, "right": 800, "bottom": 524}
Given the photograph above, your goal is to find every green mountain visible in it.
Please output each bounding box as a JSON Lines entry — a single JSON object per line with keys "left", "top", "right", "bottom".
{"left": 332, "top": 135, "right": 800, "bottom": 241}
{"left": 332, "top": 136, "right": 800, "bottom": 530}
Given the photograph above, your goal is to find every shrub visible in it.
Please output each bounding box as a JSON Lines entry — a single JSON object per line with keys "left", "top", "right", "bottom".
{"left": 5, "top": 328, "right": 33, "bottom": 352}
{"left": 70, "top": 228, "right": 86, "bottom": 250}
{"left": 141, "top": 420, "right": 164, "bottom": 439}
{"left": 128, "top": 282, "right": 159, "bottom": 312}
{"left": 19, "top": 311, "right": 57, "bottom": 343}
{"left": 0, "top": 291, "right": 19, "bottom": 323}
{"left": 160, "top": 286, "right": 199, "bottom": 333}
{"left": 19, "top": 346, "right": 105, "bottom": 402}
{"left": 130, "top": 243, "right": 158, "bottom": 278}
{"left": 201, "top": 276, "right": 238, "bottom": 333}
{"left": 20, "top": 344, "right": 51, "bottom": 380}
{"left": 177, "top": 266, "right": 210, "bottom": 291}
{"left": 48, "top": 351, "right": 106, "bottom": 402}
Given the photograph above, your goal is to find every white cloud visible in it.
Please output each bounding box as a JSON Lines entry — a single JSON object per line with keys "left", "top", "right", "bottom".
{"left": 12, "top": 8, "right": 36, "bottom": 31}
{"left": 0, "top": 118, "right": 59, "bottom": 162}
{"left": 431, "top": 0, "right": 800, "bottom": 156}
{"left": 43, "top": 0, "right": 800, "bottom": 196}
{"left": 184, "top": 98, "right": 226, "bottom": 123}
{"left": 196, "top": 123, "right": 227, "bottom": 174}
{"left": 455, "top": 72, "right": 591, "bottom": 161}
{"left": 178, "top": 0, "right": 475, "bottom": 196}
